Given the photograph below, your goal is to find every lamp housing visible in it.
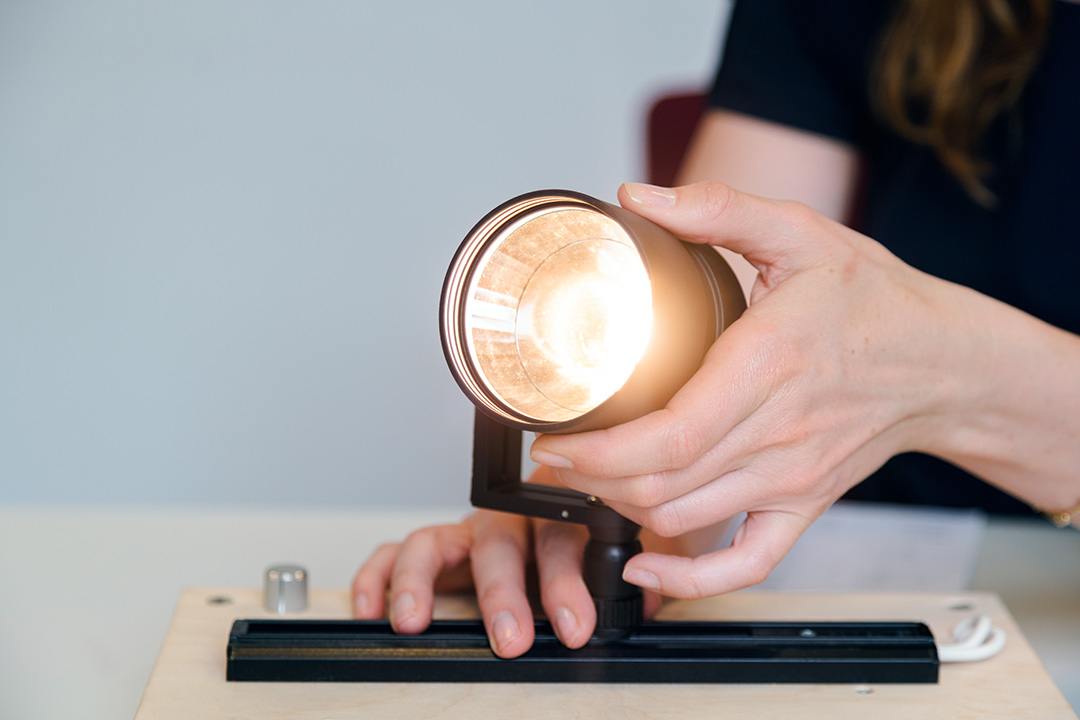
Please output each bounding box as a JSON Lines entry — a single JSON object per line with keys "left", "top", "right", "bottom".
{"left": 440, "top": 190, "right": 746, "bottom": 435}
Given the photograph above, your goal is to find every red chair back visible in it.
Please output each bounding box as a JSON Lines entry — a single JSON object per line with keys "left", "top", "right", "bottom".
{"left": 645, "top": 91, "right": 706, "bottom": 187}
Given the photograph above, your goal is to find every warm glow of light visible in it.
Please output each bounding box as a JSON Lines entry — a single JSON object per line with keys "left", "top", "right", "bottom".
{"left": 515, "top": 239, "right": 652, "bottom": 412}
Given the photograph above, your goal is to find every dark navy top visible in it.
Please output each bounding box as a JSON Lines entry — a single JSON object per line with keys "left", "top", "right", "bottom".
{"left": 708, "top": 0, "right": 1080, "bottom": 514}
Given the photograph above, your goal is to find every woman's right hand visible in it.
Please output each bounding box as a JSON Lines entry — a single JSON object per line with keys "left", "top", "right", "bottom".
{"left": 352, "top": 467, "right": 611, "bottom": 658}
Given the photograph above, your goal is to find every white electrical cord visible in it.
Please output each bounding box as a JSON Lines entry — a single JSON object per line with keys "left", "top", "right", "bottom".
{"left": 937, "top": 614, "right": 1007, "bottom": 663}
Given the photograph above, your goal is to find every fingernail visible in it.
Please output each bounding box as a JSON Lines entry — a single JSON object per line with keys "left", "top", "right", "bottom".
{"left": 624, "top": 182, "right": 676, "bottom": 209}
{"left": 491, "top": 610, "right": 521, "bottom": 653}
{"left": 530, "top": 449, "right": 573, "bottom": 470}
{"left": 353, "top": 592, "right": 370, "bottom": 618}
{"left": 553, "top": 606, "right": 579, "bottom": 646}
{"left": 391, "top": 592, "right": 417, "bottom": 626}
{"left": 624, "top": 568, "right": 661, "bottom": 591}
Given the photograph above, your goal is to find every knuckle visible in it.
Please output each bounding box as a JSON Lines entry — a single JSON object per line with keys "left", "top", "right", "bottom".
{"left": 402, "top": 525, "right": 440, "bottom": 547}
{"left": 695, "top": 182, "right": 734, "bottom": 224}
{"left": 682, "top": 568, "right": 710, "bottom": 600}
{"left": 541, "top": 573, "right": 586, "bottom": 605}
{"left": 778, "top": 199, "right": 819, "bottom": 231}
{"left": 469, "top": 511, "right": 526, "bottom": 538}
{"left": 746, "top": 323, "right": 804, "bottom": 386}
{"left": 662, "top": 416, "right": 705, "bottom": 470}
{"left": 741, "top": 550, "right": 774, "bottom": 588}
{"left": 476, "top": 579, "right": 517, "bottom": 610}
{"left": 585, "top": 430, "right": 623, "bottom": 478}
{"left": 623, "top": 472, "right": 669, "bottom": 508}
{"left": 393, "top": 569, "right": 426, "bottom": 590}
{"left": 639, "top": 503, "right": 689, "bottom": 539}
{"left": 532, "top": 524, "right": 558, "bottom": 557}
{"left": 775, "top": 459, "right": 826, "bottom": 498}
{"left": 787, "top": 469, "right": 818, "bottom": 496}
{"left": 370, "top": 541, "right": 401, "bottom": 560}
{"left": 350, "top": 571, "right": 369, "bottom": 593}
{"left": 471, "top": 526, "right": 526, "bottom": 559}
{"left": 533, "top": 521, "right": 582, "bottom": 557}
{"left": 356, "top": 543, "right": 400, "bottom": 581}
{"left": 776, "top": 199, "right": 834, "bottom": 258}
{"left": 590, "top": 456, "right": 619, "bottom": 480}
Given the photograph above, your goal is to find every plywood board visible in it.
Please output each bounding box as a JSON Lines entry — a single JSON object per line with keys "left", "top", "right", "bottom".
{"left": 135, "top": 589, "right": 1076, "bottom": 719}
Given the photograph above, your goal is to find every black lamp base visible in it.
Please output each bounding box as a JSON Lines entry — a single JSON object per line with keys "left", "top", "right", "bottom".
{"left": 226, "top": 618, "right": 939, "bottom": 684}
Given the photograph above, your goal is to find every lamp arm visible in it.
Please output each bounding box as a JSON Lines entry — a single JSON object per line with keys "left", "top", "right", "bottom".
{"left": 469, "top": 409, "right": 639, "bottom": 530}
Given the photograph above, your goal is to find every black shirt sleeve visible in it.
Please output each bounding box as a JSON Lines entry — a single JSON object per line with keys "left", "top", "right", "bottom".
{"left": 703, "top": 0, "right": 1052, "bottom": 517}
{"left": 707, "top": 0, "right": 889, "bottom": 146}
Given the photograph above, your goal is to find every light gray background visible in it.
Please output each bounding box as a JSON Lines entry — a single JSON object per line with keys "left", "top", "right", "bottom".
{"left": 0, "top": 0, "right": 731, "bottom": 506}
{"left": 5, "top": 9, "right": 1080, "bottom": 718}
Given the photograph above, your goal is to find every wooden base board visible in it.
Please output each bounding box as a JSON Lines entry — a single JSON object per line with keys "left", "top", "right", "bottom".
{"left": 135, "top": 589, "right": 1076, "bottom": 719}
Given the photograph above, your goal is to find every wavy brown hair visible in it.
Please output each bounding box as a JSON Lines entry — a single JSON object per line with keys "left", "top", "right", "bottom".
{"left": 873, "top": 0, "right": 1051, "bottom": 205}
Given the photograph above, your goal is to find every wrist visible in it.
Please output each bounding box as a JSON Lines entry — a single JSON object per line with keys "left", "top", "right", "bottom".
{"left": 904, "top": 279, "right": 1080, "bottom": 510}
{"left": 897, "top": 278, "right": 992, "bottom": 458}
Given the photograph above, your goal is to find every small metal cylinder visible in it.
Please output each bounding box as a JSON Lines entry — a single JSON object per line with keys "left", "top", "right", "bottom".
{"left": 264, "top": 564, "right": 308, "bottom": 614}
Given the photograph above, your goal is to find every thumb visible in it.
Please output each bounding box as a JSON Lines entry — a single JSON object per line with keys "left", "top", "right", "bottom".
{"left": 617, "top": 181, "right": 828, "bottom": 274}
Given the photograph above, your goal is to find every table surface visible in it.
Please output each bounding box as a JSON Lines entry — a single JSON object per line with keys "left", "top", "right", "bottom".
{"left": 135, "top": 588, "right": 1075, "bottom": 720}
{"left": 2, "top": 504, "right": 1078, "bottom": 719}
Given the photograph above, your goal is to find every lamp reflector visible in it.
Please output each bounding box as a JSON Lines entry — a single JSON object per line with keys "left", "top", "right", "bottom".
{"left": 441, "top": 190, "right": 745, "bottom": 433}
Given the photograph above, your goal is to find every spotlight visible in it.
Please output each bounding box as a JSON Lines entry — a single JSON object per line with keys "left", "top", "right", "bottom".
{"left": 226, "top": 191, "right": 939, "bottom": 684}
{"left": 440, "top": 189, "right": 744, "bottom": 433}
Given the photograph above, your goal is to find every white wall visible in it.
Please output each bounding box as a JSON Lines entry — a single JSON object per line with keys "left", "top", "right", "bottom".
{"left": 0, "top": 0, "right": 731, "bottom": 506}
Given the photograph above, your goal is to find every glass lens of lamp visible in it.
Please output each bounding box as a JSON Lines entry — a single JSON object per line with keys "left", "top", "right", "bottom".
{"left": 516, "top": 239, "right": 651, "bottom": 413}
{"left": 462, "top": 208, "right": 653, "bottom": 423}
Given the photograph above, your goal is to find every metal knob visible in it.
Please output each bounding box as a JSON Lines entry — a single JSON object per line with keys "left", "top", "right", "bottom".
{"left": 264, "top": 564, "right": 308, "bottom": 614}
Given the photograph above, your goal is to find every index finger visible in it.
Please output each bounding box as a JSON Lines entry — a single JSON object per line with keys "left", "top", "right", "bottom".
{"left": 387, "top": 525, "right": 472, "bottom": 634}
{"left": 622, "top": 509, "right": 813, "bottom": 598}
{"left": 530, "top": 312, "right": 774, "bottom": 479}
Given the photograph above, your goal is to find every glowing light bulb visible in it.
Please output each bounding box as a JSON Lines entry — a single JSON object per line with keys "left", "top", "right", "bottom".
{"left": 516, "top": 239, "right": 652, "bottom": 412}
{"left": 447, "top": 191, "right": 743, "bottom": 431}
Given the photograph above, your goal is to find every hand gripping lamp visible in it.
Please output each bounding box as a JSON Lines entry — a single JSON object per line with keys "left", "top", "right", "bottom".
{"left": 226, "top": 191, "right": 939, "bottom": 684}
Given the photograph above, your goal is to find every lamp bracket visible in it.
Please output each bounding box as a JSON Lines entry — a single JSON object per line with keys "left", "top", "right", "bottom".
{"left": 470, "top": 409, "right": 635, "bottom": 531}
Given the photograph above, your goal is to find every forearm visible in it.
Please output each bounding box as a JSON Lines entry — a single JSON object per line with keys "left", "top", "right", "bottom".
{"left": 677, "top": 111, "right": 860, "bottom": 222}
{"left": 915, "top": 279, "right": 1080, "bottom": 523}
{"left": 677, "top": 111, "right": 861, "bottom": 298}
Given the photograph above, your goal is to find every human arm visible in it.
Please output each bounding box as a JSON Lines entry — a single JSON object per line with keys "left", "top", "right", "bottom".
{"left": 603, "top": 106, "right": 865, "bottom": 563}
{"left": 529, "top": 180, "right": 1080, "bottom": 600}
